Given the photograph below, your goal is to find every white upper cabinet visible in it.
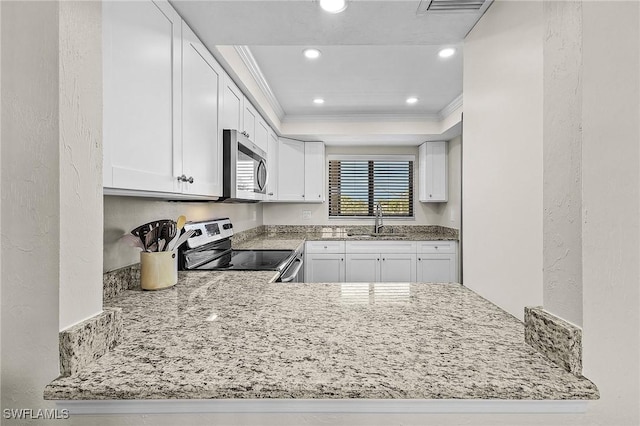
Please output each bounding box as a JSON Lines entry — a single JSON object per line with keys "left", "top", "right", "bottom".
{"left": 103, "top": 0, "right": 181, "bottom": 193}
{"left": 254, "top": 117, "right": 269, "bottom": 154}
{"left": 180, "top": 23, "right": 223, "bottom": 197}
{"left": 266, "top": 129, "right": 279, "bottom": 201}
{"left": 277, "top": 138, "right": 306, "bottom": 201}
{"left": 221, "top": 73, "right": 243, "bottom": 133}
{"left": 419, "top": 141, "right": 448, "bottom": 202}
{"left": 242, "top": 100, "right": 257, "bottom": 143}
{"left": 304, "top": 142, "right": 325, "bottom": 203}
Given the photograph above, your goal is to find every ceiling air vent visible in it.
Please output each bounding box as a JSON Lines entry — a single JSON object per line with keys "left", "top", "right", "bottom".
{"left": 416, "top": 0, "right": 490, "bottom": 14}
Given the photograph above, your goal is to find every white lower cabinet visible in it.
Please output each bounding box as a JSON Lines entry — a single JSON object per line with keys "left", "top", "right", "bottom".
{"left": 417, "top": 254, "right": 457, "bottom": 283}
{"left": 305, "top": 241, "right": 345, "bottom": 282}
{"left": 380, "top": 253, "right": 417, "bottom": 282}
{"left": 345, "top": 253, "right": 417, "bottom": 283}
{"left": 416, "top": 240, "right": 458, "bottom": 283}
{"left": 345, "top": 254, "right": 381, "bottom": 282}
{"left": 345, "top": 241, "right": 417, "bottom": 283}
{"left": 305, "top": 253, "right": 345, "bottom": 282}
{"left": 305, "top": 240, "right": 457, "bottom": 283}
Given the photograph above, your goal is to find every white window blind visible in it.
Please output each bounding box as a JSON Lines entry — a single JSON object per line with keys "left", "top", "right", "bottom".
{"left": 328, "top": 157, "right": 414, "bottom": 217}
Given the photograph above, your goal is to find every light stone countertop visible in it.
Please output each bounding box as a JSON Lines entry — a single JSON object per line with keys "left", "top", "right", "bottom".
{"left": 232, "top": 225, "right": 459, "bottom": 251}
{"left": 44, "top": 271, "right": 598, "bottom": 400}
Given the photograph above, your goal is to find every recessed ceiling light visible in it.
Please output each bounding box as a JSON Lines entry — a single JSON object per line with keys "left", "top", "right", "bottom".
{"left": 319, "top": 0, "right": 347, "bottom": 14}
{"left": 303, "top": 48, "right": 321, "bottom": 59}
{"left": 438, "top": 47, "right": 456, "bottom": 58}
{"left": 406, "top": 97, "right": 419, "bottom": 104}
{"left": 313, "top": 98, "right": 325, "bottom": 104}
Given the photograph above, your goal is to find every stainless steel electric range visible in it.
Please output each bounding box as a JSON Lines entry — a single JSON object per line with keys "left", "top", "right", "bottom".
{"left": 178, "top": 218, "right": 303, "bottom": 282}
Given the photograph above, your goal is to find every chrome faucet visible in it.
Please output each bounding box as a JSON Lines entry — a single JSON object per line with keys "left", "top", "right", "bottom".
{"left": 374, "top": 202, "right": 384, "bottom": 234}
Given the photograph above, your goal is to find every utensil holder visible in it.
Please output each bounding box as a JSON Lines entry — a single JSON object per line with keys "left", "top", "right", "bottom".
{"left": 140, "top": 251, "right": 178, "bottom": 290}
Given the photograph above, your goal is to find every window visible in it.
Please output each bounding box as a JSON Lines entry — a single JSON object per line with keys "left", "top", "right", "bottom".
{"left": 328, "top": 155, "right": 414, "bottom": 217}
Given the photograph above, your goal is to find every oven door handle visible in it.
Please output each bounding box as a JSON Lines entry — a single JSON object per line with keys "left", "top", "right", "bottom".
{"left": 280, "top": 258, "right": 303, "bottom": 283}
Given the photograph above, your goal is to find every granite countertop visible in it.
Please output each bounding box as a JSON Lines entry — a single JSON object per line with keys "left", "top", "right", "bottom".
{"left": 233, "top": 225, "right": 459, "bottom": 250}
{"left": 44, "top": 272, "right": 598, "bottom": 400}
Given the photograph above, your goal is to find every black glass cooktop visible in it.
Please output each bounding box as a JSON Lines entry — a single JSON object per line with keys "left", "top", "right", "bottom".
{"left": 219, "top": 250, "right": 294, "bottom": 271}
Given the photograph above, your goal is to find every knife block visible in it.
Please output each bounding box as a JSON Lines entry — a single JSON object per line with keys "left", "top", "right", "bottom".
{"left": 140, "top": 251, "right": 178, "bottom": 290}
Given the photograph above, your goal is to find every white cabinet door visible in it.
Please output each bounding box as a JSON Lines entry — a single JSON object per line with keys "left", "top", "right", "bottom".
{"left": 304, "top": 142, "right": 325, "bottom": 203}
{"left": 417, "top": 254, "right": 457, "bottom": 282}
{"left": 243, "top": 100, "right": 257, "bottom": 142}
{"left": 103, "top": 0, "right": 181, "bottom": 193}
{"left": 419, "top": 141, "right": 448, "bottom": 202}
{"left": 181, "top": 23, "right": 222, "bottom": 197}
{"left": 221, "top": 73, "right": 243, "bottom": 132}
{"left": 380, "top": 253, "right": 416, "bottom": 282}
{"left": 277, "top": 138, "right": 306, "bottom": 201}
{"left": 254, "top": 117, "right": 269, "bottom": 154}
{"left": 266, "top": 129, "right": 279, "bottom": 201}
{"left": 306, "top": 253, "right": 345, "bottom": 283}
{"left": 345, "top": 254, "right": 380, "bottom": 282}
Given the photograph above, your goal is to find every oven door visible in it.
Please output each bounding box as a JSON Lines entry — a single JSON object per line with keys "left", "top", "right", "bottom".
{"left": 236, "top": 141, "right": 268, "bottom": 200}
{"left": 277, "top": 253, "right": 304, "bottom": 283}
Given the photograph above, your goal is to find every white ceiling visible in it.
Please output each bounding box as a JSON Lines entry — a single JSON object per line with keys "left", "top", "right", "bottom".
{"left": 248, "top": 45, "right": 462, "bottom": 117}
{"left": 170, "top": 0, "right": 490, "bottom": 140}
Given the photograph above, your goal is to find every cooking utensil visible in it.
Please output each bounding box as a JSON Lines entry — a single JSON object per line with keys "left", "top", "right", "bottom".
{"left": 144, "top": 225, "right": 160, "bottom": 252}
{"left": 131, "top": 219, "right": 172, "bottom": 247}
{"left": 168, "top": 229, "right": 196, "bottom": 252}
{"left": 176, "top": 215, "right": 186, "bottom": 231}
{"left": 158, "top": 238, "right": 166, "bottom": 252}
{"left": 158, "top": 220, "right": 176, "bottom": 243}
{"left": 119, "top": 234, "right": 145, "bottom": 251}
{"left": 164, "top": 215, "right": 186, "bottom": 251}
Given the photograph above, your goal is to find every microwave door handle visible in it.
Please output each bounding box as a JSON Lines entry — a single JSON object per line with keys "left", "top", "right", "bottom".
{"left": 280, "top": 258, "right": 303, "bottom": 283}
{"left": 256, "top": 159, "right": 268, "bottom": 192}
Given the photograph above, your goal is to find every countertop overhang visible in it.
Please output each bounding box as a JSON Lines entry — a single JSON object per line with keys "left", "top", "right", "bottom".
{"left": 45, "top": 271, "right": 598, "bottom": 403}
{"left": 45, "top": 226, "right": 598, "bottom": 411}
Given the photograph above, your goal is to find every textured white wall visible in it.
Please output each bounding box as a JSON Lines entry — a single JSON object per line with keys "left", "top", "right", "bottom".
{"left": 58, "top": 1, "right": 103, "bottom": 330}
{"left": 542, "top": 0, "right": 584, "bottom": 327}
{"left": 262, "top": 141, "right": 461, "bottom": 228}
{"left": 0, "top": 0, "right": 60, "bottom": 413}
{"left": 580, "top": 1, "right": 639, "bottom": 423}
{"left": 104, "top": 196, "right": 263, "bottom": 272}
{"left": 462, "top": 0, "right": 544, "bottom": 321}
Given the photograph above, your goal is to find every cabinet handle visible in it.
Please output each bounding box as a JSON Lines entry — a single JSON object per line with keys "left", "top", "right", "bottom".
{"left": 429, "top": 194, "right": 432, "bottom": 198}
{"left": 383, "top": 258, "right": 385, "bottom": 261}
{"left": 187, "top": 176, "right": 194, "bottom": 184}
{"left": 435, "top": 246, "right": 438, "bottom": 249}
{"left": 177, "top": 174, "right": 187, "bottom": 182}
{"left": 418, "top": 258, "right": 421, "bottom": 261}
{"left": 268, "top": 192, "right": 274, "bottom": 196}
{"left": 341, "top": 258, "right": 344, "bottom": 262}
{"left": 377, "top": 258, "right": 380, "bottom": 262}
{"left": 324, "top": 246, "right": 327, "bottom": 249}
{"left": 302, "top": 194, "right": 305, "bottom": 198}
{"left": 318, "top": 194, "right": 321, "bottom": 198}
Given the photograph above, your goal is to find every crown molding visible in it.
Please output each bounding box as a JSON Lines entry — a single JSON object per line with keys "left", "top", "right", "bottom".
{"left": 234, "top": 46, "right": 286, "bottom": 121}
{"left": 438, "top": 93, "right": 463, "bottom": 119}
{"left": 282, "top": 113, "right": 442, "bottom": 124}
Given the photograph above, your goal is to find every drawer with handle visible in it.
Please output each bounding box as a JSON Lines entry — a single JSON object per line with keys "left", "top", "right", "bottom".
{"left": 417, "top": 241, "right": 457, "bottom": 254}
{"left": 306, "top": 240, "right": 346, "bottom": 254}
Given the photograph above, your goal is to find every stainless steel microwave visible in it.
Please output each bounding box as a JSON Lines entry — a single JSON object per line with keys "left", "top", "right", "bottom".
{"left": 222, "top": 129, "right": 268, "bottom": 202}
